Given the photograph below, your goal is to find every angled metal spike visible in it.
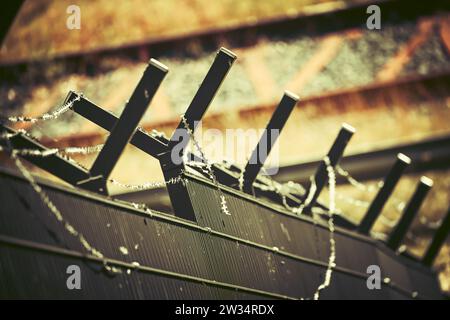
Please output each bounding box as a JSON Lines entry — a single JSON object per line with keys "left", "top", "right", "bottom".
{"left": 159, "top": 48, "right": 236, "bottom": 221}
{"left": 168, "top": 47, "right": 236, "bottom": 155}
{"left": 0, "top": 124, "right": 91, "bottom": 185}
{"left": 387, "top": 176, "right": 433, "bottom": 250}
{"left": 242, "top": 91, "right": 298, "bottom": 194}
{"left": 67, "top": 91, "right": 168, "bottom": 157}
{"left": 68, "top": 91, "right": 213, "bottom": 165}
{"left": 358, "top": 153, "right": 411, "bottom": 235}
{"left": 423, "top": 206, "right": 450, "bottom": 266}
{"left": 306, "top": 123, "right": 355, "bottom": 208}
{"left": 77, "top": 59, "right": 168, "bottom": 194}
{"left": 68, "top": 92, "right": 230, "bottom": 182}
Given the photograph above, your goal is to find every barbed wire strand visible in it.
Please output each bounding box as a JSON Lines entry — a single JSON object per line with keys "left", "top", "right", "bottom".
{"left": 335, "top": 165, "right": 381, "bottom": 193}
{"left": 10, "top": 150, "right": 104, "bottom": 260}
{"left": 109, "top": 175, "right": 185, "bottom": 191}
{"left": 313, "top": 156, "right": 337, "bottom": 300}
{"left": 1, "top": 105, "right": 444, "bottom": 295}
{"left": 2, "top": 96, "right": 80, "bottom": 123}
{"left": 181, "top": 115, "right": 231, "bottom": 215}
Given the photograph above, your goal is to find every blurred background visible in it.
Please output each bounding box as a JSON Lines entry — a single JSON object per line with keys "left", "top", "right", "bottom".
{"left": 1, "top": 0, "right": 449, "bottom": 293}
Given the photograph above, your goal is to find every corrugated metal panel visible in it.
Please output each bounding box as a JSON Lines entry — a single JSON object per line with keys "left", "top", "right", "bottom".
{"left": 0, "top": 170, "right": 442, "bottom": 299}
{"left": 0, "top": 246, "right": 265, "bottom": 299}
{"left": 187, "top": 178, "right": 380, "bottom": 274}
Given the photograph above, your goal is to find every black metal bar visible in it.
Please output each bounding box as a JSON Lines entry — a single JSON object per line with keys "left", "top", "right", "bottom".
{"left": 77, "top": 59, "right": 168, "bottom": 194}
{"left": 68, "top": 92, "right": 231, "bottom": 183}
{"left": 387, "top": 176, "right": 433, "bottom": 250}
{"left": 161, "top": 48, "right": 236, "bottom": 221}
{"left": 306, "top": 123, "right": 355, "bottom": 208}
{"left": 0, "top": 125, "right": 91, "bottom": 185}
{"left": 242, "top": 91, "right": 298, "bottom": 194}
{"left": 358, "top": 153, "right": 411, "bottom": 235}
{"left": 168, "top": 47, "right": 236, "bottom": 152}
{"left": 67, "top": 92, "right": 168, "bottom": 157}
{"left": 423, "top": 206, "right": 450, "bottom": 267}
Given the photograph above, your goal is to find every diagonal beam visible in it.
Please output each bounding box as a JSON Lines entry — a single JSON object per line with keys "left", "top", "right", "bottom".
{"left": 77, "top": 59, "right": 168, "bottom": 194}
{"left": 242, "top": 91, "right": 298, "bottom": 194}
{"left": 387, "top": 176, "right": 433, "bottom": 250}
{"left": 358, "top": 153, "right": 411, "bottom": 235}
{"left": 0, "top": 124, "right": 90, "bottom": 185}
{"left": 67, "top": 91, "right": 168, "bottom": 157}
{"left": 305, "top": 123, "right": 355, "bottom": 209}
{"left": 161, "top": 47, "right": 236, "bottom": 221}
{"left": 168, "top": 47, "right": 236, "bottom": 154}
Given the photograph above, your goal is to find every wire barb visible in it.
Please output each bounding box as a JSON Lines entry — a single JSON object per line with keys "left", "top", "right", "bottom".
{"left": 313, "top": 156, "right": 337, "bottom": 300}
{"left": 181, "top": 114, "right": 231, "bottom": 216}
{"left": 10, "top": 151, "right": 104, "bottom": 260}
{"left": 3, "top": 96, "right": 80, "bottom": 123}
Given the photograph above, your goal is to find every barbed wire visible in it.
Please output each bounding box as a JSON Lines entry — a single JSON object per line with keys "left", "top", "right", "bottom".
{"left": 10, "top": 150, "right": 104, "bottom": 260}
{"left": 335, "top": 164, "right": 444, "bottom": 230}
{"left": 238, "top": 164, "right": 245, "bottom": 192}
{"left": 335, "top": 165, "right": 381, "bottom": 193}
{"left": 336, "top": 192, "right": 370, "bottom": 208}
{"left": 252, "top": 161, "right": 443, "bottom": 240}
{"left": 1, "top": 129, "right": 414, "bottom": 228}
{"left": 2, "top": 96, "right": 80, "bottom": 123}
{"left": 3, "top": 103, "right": 437, "bottom": 227}
{"left": 0, "top": 104, "right": 445, "bottom": 298}
{"left": 313, "top": 156, "right": 337, "bottom": 300}
{"left": 0, "top": 128, "right": 189, "bottom": 193}
{"left": 62, "top": 144, "right": 104, "bottom": 154}
{"left": 109, "top": 175, "right": 185, "bottom": 191}
{"left": 185, "top": 160, "right": 213, "bottom": 176}
{"left": 0, "top": 132, "right": 18, "bottom": 139}
{"left": 181, "top": 115, "right": 231, "bottom": 216}
{"left": 0, "top": 144, "right": 104, "bottom": 157}
{"left": 419, "top": 216, "right": 443, "bottom": 229}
